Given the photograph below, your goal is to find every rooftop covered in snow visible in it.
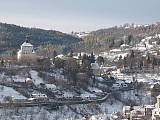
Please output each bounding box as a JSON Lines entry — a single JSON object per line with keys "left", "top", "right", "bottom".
{"left": 21, "top": 42, "right": 33, "bottom": 47}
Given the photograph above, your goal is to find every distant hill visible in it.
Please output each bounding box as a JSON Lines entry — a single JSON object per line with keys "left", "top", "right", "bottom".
{"left": 0, "top": 22, "right": 81, "bottom": 55}
{"left": 71, "top": 22, "right": 160, "bottom": 53}
{"left": 1, "top": 22, "right": 160, "bottom": 56}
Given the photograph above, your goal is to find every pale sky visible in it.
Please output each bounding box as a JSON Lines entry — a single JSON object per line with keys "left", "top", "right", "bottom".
{"left": 0, "top": 0, "right": 160, "bottom": 33}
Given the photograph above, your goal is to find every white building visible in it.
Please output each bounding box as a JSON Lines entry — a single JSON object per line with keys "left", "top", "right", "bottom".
{"left": 152, "top": 95, "right": 160, "bottom": 119}
{"left": 152, "top": 108, "right": 160, "bottom": 120}
{"left": 91, "top": 63, "right": 101, "bottom": 75}
{"left": 120, "top": 44, "right": 130, "bottom": 50}
{"left": 17, "top": 41, "right": 36, "bottom": 61}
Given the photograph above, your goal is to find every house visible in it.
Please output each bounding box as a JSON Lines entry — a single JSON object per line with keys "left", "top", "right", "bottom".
{"left": 17, "top": 41, "right": 36, "bottom": 61}
{"left": 152, "top": 108, "right": 160, "bottom": 120}
{"left": 121, "top": 94, "right": 160, "bottom": 120}
{"left": 130, "top": 106, "right": 145, "bottom": 120}
{"left": 88, "top": 116, "right": 97, "bottom": 120}
{"left": 110, "top": 49, "right": 122, "bottom": 54}
{"left": 151, "top": 95, "right": 160, "bottom": 119}
{"left": 91, "top": 63, "right": 101, "bottom": 75}
{"left": 31, "top": 93, "right": 47, "bottom": 99}
{"left": 144, "top": 105, "right": 155, "bottom": 119}
{"left": 120, "top": 44, "right": 130, "bottom": 51}
{"left": 112, "top": 80, "right": 128, "bottom": 90}
{"left": 135, "top": 43, "right": 147, "bottom": 51}
{"left": 122, "top": 105, "right": 155, "bottom": 120}
{"left": 155, "top": 95, "right": 160, "bottom": 108}
{"left": 45, "top": 84, "right": 57, "bottom": 90}
{"left": 123, "top": 106, "right": 131, "bottom": 119}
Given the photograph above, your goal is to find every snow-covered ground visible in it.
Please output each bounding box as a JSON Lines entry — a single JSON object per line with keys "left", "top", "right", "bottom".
{"left": 62, "top": 91, "right": 76, "bottom": 97}
{"left": 0, "top": 66, "right": 157, "bottom": 120}
{"left": 80, "top": 92, "right": 97, "bottom": 98}
{"left": 0, "top": 70, "right": 45, "bottom": 86}
{"left": 0, "top": 89, "right": 151, "bottom": 120}
{"left": 0, "top": 85, "right": 26, "bottom": 102}
{"left": 12, "top": 75, "right": 26, "bottom": 82}
{"left": 44, "top": 69, "right": 67, "bottom": 81}
{"left": 88, "top": 87, "right": 102, "bottom": 93}
{"left": 0, "top": 70, "right": 155, "bottom": 120}
{"left": 112, "top": 69, "right": 160, "bottom": 84}
{"left": 30, "top": 70, "right": 44, "bottom": 85}
{"left": 120, "top": 89, "right": 153, "bottom": 105}
{"left": 134, "top": 34, "right": 160, "bottom": 52}
{"left": 100, "top": 50, "right": 129, "bottom": 61}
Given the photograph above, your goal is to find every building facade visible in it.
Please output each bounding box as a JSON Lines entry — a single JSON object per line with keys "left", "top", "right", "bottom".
{"left": 17, "top": 41, "right": 36, "bottom": 61}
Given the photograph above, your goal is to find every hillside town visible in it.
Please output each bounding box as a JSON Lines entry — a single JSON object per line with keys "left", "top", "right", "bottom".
{"left": 0, "top": 0, "right": 160, "bottom": 119}
{"left": 0, "top": 32, "right": 159, "bottom": 120}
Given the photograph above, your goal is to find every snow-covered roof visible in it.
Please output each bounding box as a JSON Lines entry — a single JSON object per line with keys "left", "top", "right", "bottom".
{"left": 12, "top": 75, "right": 26, "bottom": 82}
{"left": 31, "top": 93, "right": 47, "bottom": 98}
{"left": 157, "top": 94, "right": 160, "bottom": 99}
{"left": 120, "top": 44, "right": 130, "bottom": 47}
{"left": 95, "top": 76, "right": 104, "bottom": 82}
{"left": 144, "top": 105, "right": 155, "bottom": 109}
{"left": 73, "top": 56, "right": 79, "bottom": 59}
{"left": 110, "top": 49, "right": 121, "bottom": 52}
{"left": 102, "top": 66, "right": 117, "bottom": 71}
{"left": 88, "top": 87, "right": 102, "bottom": 93}
{"left": 26, "top": 78, "right": 32, "bottom": 81}
{"left": 152, "top": 108, "right": 160, "bottom": 112}
{"left": 136, "top": 47, "right": 147, "bottom": 51}
{"left": 112, "top": 83, "right": 121, "bottom": 88}
{"left": 132, "top": 106, "right": 144, "bottom": 110}
{"left": 116, "top": 80, "right": 126, "bottom": 84}
{"left": 21, "top": 42, "right": 33, "bottom": 47}
{"left": 45, "top": 84, "right": 56, "bottom": 89}
{"left": 28, "top": 98, "right": 36, "bottom": 101}
{"left": 30, "top": 70, "right": 43, "bottom": 85}
{"left": 131, "top": 107, "right": 145, "bottom": 116}
{"left": 123, "top": 106, "right": 131, "bottom": 111}
{"left": 56, "top": 54, "right": 69, "bottom": 60}
{"left": 56, "top": 54, "right": 64, "bottom": 58}
{"left": 80, "top": 92, "right": 96, "bottom": 98}
{"left": 62, "top": 92, "right": 74, "bottom": 97}
{"left": 91, "top": 63, "right": 100, "bottom": 70}
{"left": 89, "top": 116, "right": 97, "bottom": 120}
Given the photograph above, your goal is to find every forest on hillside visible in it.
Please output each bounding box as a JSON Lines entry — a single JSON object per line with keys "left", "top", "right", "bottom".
{"left": 71, "top": 22, "right": 160, "bottom": 53}
{"left": 0, "top": 23, "right": 81, "bottom": 55}
{"left": 1, "top": 22, "right": 160, "bottom": 56}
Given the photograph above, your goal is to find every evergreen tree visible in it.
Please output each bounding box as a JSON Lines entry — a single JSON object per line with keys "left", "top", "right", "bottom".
{"left": 53, "top": 50, "right": 57, "bottom": 58}
{"left": 127, "top": 35, "right": 133, "bottom": 44}
{"left": 69, "top": 50, "right": 73, "bottom": 57}
{"left": 82, "top": 54, "right": 87, "bottom": 62}
{"left": 52, "top": 50, "right": 57, "bottom": 63}
{"left": 89, "top": 52, "right": 95, "bottom": 63}
{"left": 152, "top": 57, "right": 157, "bottom": 69}
{"left": 0, "top": 58, "right": 4, "bottom": 67}
{"left": 130, "top": 50, "right": 134, "bottom": 58}
{"left": 146, "top": 54, "right": 151, "bottom": 63}
{"left": 96, "top": 56, "right": 104, "bottom": 65}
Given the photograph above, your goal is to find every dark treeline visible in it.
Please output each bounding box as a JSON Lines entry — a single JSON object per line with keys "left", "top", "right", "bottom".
{"left": 1, "top": 22, "right": 160, "bottom": 56}
{"left": 0, "top": 22, "right": 81, "bottom": 55}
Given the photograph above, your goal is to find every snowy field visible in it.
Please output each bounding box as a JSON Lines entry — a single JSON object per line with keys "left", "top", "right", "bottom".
{"left": 30, "top": 70, "right": 44, "bottom": 85}
{"left": 0, "top": 85, "right": 26, "bottom": 102}
{"left": 0, "top": 87, "right": 152, "bottom": 120}
{"left": 0, "top": 68, "right": 156, "bottom": 120}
